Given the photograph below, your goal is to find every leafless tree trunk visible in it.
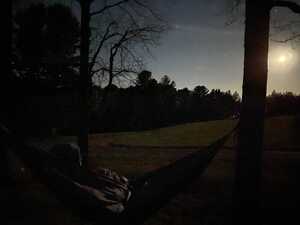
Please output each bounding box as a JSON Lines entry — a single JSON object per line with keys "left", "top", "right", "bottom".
{"left": 234, "top": 0, "right": 300, "bottom": 224}
{"left": 78, "top": 0, "right": 92, "bottom": 167}
{"left": 77, "top": 0, "right": 162, "bottom": 166}
{"left": 233, "top": 1, "right": 271, "bottom": 224}
{"left": 1, "top": 0, "right": 12, "bottom": 182}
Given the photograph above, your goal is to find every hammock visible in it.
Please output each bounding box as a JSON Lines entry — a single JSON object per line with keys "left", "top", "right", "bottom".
{"left": 1, "top": 124, "right": 236, "bottom": 225}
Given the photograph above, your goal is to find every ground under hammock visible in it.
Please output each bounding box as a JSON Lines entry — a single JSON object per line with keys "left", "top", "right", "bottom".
{"left": 1, "top": 125, "right": 236, "bottom": 225}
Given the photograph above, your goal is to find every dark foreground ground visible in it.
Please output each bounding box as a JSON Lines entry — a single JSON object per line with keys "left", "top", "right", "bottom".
{"left": 2, "top": 116, "right": 300, "bottom": 225}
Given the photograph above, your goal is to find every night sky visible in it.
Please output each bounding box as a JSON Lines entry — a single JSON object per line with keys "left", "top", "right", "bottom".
{"left": 15, "top": 0, "right": 300, "bottom": 94}
{"left": 147, "top": 0, "right": 245, "bottom": 93}
{"left": 146, "top": 0, "right": 300, "bottom": 95}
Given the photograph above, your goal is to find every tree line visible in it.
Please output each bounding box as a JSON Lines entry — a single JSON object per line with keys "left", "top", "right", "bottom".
{"left": 8, "top": 1, "right": 300, "bottom": 136}
{"left": 266, "top": 90, "right": 300, "bottom": 116}
{"left": 90, "top": 70, "right": 239, "bottom": 132}
{"left": 89, "top": 71, "right": 300, "bottom": 133}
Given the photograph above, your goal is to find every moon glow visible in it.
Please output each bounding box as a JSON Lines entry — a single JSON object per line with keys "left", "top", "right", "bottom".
{"left": 278, "top": 55, "right": 287, "bottom": 63}
{"left": 269, "top": 46, "right": 297, "bottom": 74}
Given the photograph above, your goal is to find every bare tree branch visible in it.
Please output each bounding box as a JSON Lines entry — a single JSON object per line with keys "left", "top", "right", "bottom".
{"left": 88, "top": 0, "right": 165, "bottom": 92}
{"left": 89, "top": 21, "right": 117, "bottom": 76}
{"left": 272, "top": 1, "right": 300, "bottom": 13}
{"left": 132, "top": 0, "right": 163, "bottom": 21}
{"left": 270, "top": 1, "right": 300, "bottom": 43}
{"left": 270, "top": 33, "right": 300, "bottom": 42}
{"left": 90, "top": 0, "right": 129, "bottom": 16}
{"left": 272, "top": 20, "right": 300, "bottom": 30}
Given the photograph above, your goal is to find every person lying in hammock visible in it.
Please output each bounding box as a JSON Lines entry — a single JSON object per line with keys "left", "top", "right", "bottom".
{"left": 1, "top": 122, "right": 235, "bottom": 225}
{"left": 50, "top": 143, "right": 132, "bottom": 213}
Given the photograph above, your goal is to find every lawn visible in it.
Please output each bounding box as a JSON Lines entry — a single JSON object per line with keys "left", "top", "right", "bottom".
{"left": 88, "top": 115, "right": 300, "bottom": 149}
{"left": 88, "top": 115, "right": 300, "bottom": 177}
{"left": 4, "top": 115, "right": 300, "bottom": 225}
{"left": 89, "top": 119, "right": 237, "bottom": 147}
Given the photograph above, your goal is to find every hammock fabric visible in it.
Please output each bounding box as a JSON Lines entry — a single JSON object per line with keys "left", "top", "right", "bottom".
{"left": 1, "top": 125, "right": 236, "bottom": 225}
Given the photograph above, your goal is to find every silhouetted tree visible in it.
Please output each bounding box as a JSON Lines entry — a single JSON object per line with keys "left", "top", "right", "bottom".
{"left": 194, "top": 85, "right": 209, "bottom": 98}
{"left": 136, "top": 70, "right": 152, "bottom": 87}
{"left": 158, "top": 75, "right": 176, "bottom": 125}
{"left": 9, "top": 2, "right": 81, "bottom": 139}
{"left": 77, "top": 0, "right": 92, "bottom": 167}
{"left": 76, "top": 0, "right": 165, "bottom": 166}
{"left": 13, "top": 3, "right": 80, "bottom": 87}
{"left": 1, "top": 0, "right": 13, "bottom": 193}
{"left": 89, "top": 71, "right": 241, "bottom": 132}
{"left": 233, "top": 1, "right": 300, "bottom": 224}
{"left": 266, "top": 91, "right": 300, "bottom": 116}
{"left": 271, "top": 1, "right": 300, "bottom": 43}
{"left": 176, "top": 88, "right": 192, "bottom": 122}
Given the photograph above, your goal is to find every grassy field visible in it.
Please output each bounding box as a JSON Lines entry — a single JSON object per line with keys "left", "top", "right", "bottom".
{"left": 89, "top": 119, "right": 237, "bottom": 147}
{"left": 4, "top": 115, "right": 300, "bottom": 225}
{"left": 88, "top": 119, "right": 237, "bottom": 178}
{"left": 88, "top": 116, "right": 300, "bottom": 177}
{"left": 88, "top": 115, "right": 300, "bottom": 147}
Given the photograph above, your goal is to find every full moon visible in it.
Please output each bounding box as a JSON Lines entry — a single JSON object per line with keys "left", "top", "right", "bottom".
{"left": 278, "top": 55, "right": 287, "bottom": 63}
{"left": 268, "top": 46, "right": 297, "bottom": 74}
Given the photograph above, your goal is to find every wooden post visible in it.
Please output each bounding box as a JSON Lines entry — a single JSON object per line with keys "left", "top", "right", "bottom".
{"left": 78, "top": 0, "right": 92, "bottom": 167}
{"left": 234, "top": 0, "right": 271, "bottom": 224}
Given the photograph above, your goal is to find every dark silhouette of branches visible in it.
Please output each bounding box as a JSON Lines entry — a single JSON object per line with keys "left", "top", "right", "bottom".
{"left": 12, "top": 3, "right": 80, "bottom": 87}
{"left": 89, "top": 3, "right": 165, "bottom": 104}
{"left": 227, "top": 0, "right": 300, "bottom": 43}
{"left": 90, "top": 0, "right": 129, "bottom": 16}
{"left": 272, "top": 1, "right": 300, "bottom": 13}
{"left": 93, "top": 25, "right": 161, "bottom": 113}
{"left": 271, "top": 33, "right": 300, "bottom": 42}
{"left": 89, "top": 21, "right": 117, "bottom": 76}
{"left": 271, "top": 1, "right": 300, "bottom": 42}
{"left": 75, "top": 0, "right": 166, "bottom": 166}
